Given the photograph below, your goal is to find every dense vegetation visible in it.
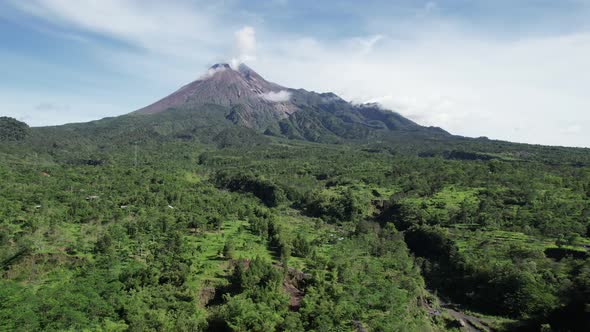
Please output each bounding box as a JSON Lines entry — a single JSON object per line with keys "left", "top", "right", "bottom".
{"left": 1, "top": 115, "right": 589, "bottom": 331}
{"left": 0, "top": 117, "right": 29, "bottom": 141}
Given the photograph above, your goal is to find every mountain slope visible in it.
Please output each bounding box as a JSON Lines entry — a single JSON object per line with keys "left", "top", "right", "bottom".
{"left": 130, "top": 63, "right": 448, "bottom": 142}
{"left": 136, "top": 64, "right": 296, "bottom": 130}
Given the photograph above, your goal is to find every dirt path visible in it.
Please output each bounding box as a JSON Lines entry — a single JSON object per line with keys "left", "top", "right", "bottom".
{"left": 272, "top": 263, "right": 311, "bottom": 311}
{"left": 425, "top": 291, "right": 493, "bottom": 332}
{"left": 443, "top": 305, "right": 491, "bottom": 332}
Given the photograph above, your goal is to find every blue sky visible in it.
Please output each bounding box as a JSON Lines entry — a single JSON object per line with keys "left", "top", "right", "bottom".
{"left": 1, "top": 0, "right": 589, "bottom": 147}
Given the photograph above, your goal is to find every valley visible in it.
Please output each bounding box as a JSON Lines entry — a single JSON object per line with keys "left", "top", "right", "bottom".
{"left": 1, "top": 64, "right": 589, "bottom": 331}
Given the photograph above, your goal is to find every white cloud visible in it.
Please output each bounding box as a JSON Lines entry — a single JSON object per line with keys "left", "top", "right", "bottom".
{"left": 563, "top": 124, "right": 582, "bottom": 135}
{"left": 252, "top": 29, "right": 590, "bottom": 147}
{"left": 261, "top": 90, "right": 291, "bottom": 102}
{"left": 364, "top": 95, "right": 394, "bottom": 104}
{"left": 231, "top": 26, "right": 256, "bottom": 67}
{"left": 34, "top": 102, "right": 70, "bottom": 111}
{"left": 4, "top": 0, "right": 243, "bottom": 107}
{"left": 8, "top": 0, "right": 229, "bottom": 65}
{"left": 351, "top": 34, "right": 384, "bottom": 55}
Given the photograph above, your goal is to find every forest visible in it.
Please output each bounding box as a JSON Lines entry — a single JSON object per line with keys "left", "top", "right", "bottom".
{"left": 1, "top": 116, "right": 589, "bottom": 331}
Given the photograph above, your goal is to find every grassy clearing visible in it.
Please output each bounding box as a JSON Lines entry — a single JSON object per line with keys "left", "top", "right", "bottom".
{"left": 274, "top": 208, "right": 345, "bottom": 270}
{"left": 432, "top": 186, "right": 479, "bottom": 208}
{"left": 402, "top": 186, "right": 480, "bottom": 218}
{"left": 451, "top": 228, "right": 545, "bottom": 256}
{"left": 184, "top": 172, "right": 203, "bottom": 184}
{"left": 450, "top": 228, "right": 590, "bottom": 262}
{"left": 184, "top": 219, "right": 272, "bottom": 290}
{"left": 180, "top": 207, "right": 345, "bottom": 293}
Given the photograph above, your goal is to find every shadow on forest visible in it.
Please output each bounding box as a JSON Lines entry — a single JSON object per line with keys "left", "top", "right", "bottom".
{"left": 544, "top": 247, "right": 588, "bottom": 261}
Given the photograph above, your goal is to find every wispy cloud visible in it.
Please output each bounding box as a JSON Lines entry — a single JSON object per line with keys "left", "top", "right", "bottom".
{"left": 261, "top": 90, "right": 291, "bottom": 102}
{"left": 10, "top": 0, "right": 223, "bottom": 58}
{"left": 35, "top": 102, "right": 70, "bottom": 111}
{"left": 232, "top": 26, "right": 257, "bottom": 67}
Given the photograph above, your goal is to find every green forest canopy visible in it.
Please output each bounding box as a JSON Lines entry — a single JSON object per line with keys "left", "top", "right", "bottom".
{"left": 0, "top": 116, "right": 589, "bottom": 331}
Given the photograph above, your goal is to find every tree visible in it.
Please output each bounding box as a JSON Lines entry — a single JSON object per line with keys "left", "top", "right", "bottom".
{"left": 94, "top": 233, "right": 113, "bottom": 254}
{"left": 223, "top": 241, "right": 235, "bottom": 259}
{"left": 292, "top": 234, "right": 312, "bottom": 258}
{"left": 0, "top": 117, "right": 29, "bottom": 141}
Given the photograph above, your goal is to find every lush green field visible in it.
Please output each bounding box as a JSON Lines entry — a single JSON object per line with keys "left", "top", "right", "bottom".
{"left": 1, "top": 116, "right": 589, "bottom": 331}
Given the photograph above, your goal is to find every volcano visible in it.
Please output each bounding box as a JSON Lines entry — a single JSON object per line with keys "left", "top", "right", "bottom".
{"left": 136, "top": 63, "right": 300, "bottom": 129}
{"left": 29, "top": 63, "right": 450, "bottom": 147}
{"left": 131, "top": 63, "right": 449, "bottom": 142}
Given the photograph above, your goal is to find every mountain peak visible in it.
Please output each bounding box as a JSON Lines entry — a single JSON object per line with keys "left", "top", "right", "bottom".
{"left": 202, "top": 62, "right": 262, "bottom": 82}
{"left": 202, "top": 63, "right": 235, "bottom": 79}
{"left": 209, "top": 63, "right": 232, "bottom": 71}
{"left": 133, "top": 62, "right": 444, "bottom": 140}
{"left": 135, "top": 63, "right": 293, "bottom": 121}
